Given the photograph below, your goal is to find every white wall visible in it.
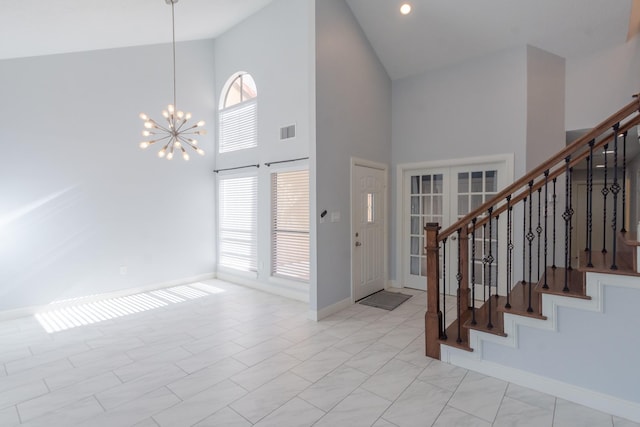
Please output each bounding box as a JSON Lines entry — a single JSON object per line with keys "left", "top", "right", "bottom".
{"left": 315, "top": 0, "right": 392, "bottom": 312}
{"left": 213, "top": 0, "right": 314, "bottom": 301}
{"left": 390, "top": 47, "right": 528, "bottom": 282}
{"left": 566, "top": 37, "right": 640, "bottom": 130}
{"left": 0, "top": 40, "right": 216, "bottom": 311}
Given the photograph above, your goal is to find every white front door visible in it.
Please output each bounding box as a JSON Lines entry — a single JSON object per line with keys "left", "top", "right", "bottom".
{"left": 403, "top": 161, "right": 506, "bottom": 294}
{"left": 352, "top": 163, "right": 386, "bottom": 301}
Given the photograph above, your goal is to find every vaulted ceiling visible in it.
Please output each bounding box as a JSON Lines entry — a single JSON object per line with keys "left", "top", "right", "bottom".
{"left": 0, "top": 0, "right": 633, "bottom": 81}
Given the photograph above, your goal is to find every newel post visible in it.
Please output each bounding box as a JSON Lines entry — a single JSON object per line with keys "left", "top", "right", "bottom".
{"left": 425, "top": 222, "right": 442, "bottom": 359}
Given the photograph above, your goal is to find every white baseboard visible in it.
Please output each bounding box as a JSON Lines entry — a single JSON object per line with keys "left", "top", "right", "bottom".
{"left": 441, "top": 344, "right": 640, "bottom": 423}
{"left": 308, "top": 297, "right": 352, "bottom": 321}
{"left": 0, "top": 272, "right": 216, "bottom": 322}
{"left": 215, "top": 271, "right": 309, "bottom": 303}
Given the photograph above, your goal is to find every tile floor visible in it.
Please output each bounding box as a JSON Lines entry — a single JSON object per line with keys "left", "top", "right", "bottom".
{"left": 0, "top": 279, "right": 636, "bottom": 426}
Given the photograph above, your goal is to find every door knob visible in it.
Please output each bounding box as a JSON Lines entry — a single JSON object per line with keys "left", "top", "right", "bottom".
{"left": 355, "top": 241, "right": 362, "bottom": 247}
{"left": 450, "top": 236, "right": 457, "bottom": 241}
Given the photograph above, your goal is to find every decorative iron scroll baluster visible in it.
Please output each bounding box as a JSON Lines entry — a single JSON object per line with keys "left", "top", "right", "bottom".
{"left": 483, "top": 223, "right": 488, "bottom": 302}
{"left": 587, "top": 140, "right": 594, "bottom": 267}
{"left": 522, "top": 196, "right": 527, "bottom": 284}
{"left": 527, "top": 181, "right": 534, "bottom": 312}
{"left": 487, "top": 208, "right": 494, "bottom": 329}
{"left": 568, "top": 167, "right": 574, "bottom": 270}
{"left": 441, "top": 237, "right": 447, "bottom": 339}
{"left": 537, "top": 187, "right": 542, "bottom": 281}
{"left": 602, "top": 143, "right": 609, "bottom": 253}
{"left": 620, "top": 132, "right": 627, "bottom": 233}
{"left": 543, "top": 171, "right": 549, "bottom": 289}
{"left": 506, "top": 196, "right": 513, "bottom": 308}
{"left": 563, "top": 157, "right": 571, "bottom": 292}
{"left": 552, "top": 178, "right": 557, "bottom": 269}
{"left": 471, "top": 217, "right": 477, "bottom": 325}
{"left": 585, "top": 155, "right": 590, "bottom": 251}
{"left": 622, "top": 131, "right": 628, "bottom": 233}
{"left": 611, "top": 124, "right": 620, "bottom": 270}
{"left": 456, "top": 228, "right": 462, "bottom": 342}
{"left": 495, "top": 213, "right": 499, "bottom": 297}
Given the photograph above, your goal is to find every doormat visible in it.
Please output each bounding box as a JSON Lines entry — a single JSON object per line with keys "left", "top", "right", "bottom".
{"left": 359, "top": 290, "right": 412, "bottom": 311}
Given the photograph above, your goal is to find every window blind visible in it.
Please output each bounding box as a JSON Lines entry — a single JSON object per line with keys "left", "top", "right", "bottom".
{"left": 271, "top": 169, "right": 310, "bottom": 282}
{"left": 218, "top": 175, "right": 257, "bottom": 272}
{"left": 218, "top": 100, "right": 257, "bottom": 153}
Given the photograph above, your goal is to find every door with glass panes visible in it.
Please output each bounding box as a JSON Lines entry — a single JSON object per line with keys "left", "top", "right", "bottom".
{"left": 404, "top": 162, "right": 505, "bottom": 295}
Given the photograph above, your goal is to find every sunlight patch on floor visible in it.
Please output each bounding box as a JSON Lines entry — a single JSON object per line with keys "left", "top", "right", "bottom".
{"left": 34, "top": 284, "right": 224, "bottom": 333}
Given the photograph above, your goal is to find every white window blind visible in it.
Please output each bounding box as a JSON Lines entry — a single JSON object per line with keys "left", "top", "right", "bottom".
{"left": 271, "top": 169, "right": 310, "bottom": 282}
{"left": 218, "top": 175, "right": 257, "bottom": 272}
{"left": 218, "top": 100, "right": 257, "bottom": 153}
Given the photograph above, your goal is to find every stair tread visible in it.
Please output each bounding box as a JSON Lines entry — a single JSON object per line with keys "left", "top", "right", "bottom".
{"left": 536, "top": 267, "right": 590, "bottom": 299}
{"left": 438, "top": 309, "right": 473, "bottom": 352}
{"left": 578, "top": 249, "right": 639, "bottom": 276}
{"left": 463, "top": 296, "right": 507, "bottom": 337}
{"left": 497, "top": 282, "right": 546, "bottom": 320}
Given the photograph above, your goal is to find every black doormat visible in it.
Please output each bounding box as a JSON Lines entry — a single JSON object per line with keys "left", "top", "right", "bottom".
{"left": 358, "top": 290, "right": 412, "bottom": 311}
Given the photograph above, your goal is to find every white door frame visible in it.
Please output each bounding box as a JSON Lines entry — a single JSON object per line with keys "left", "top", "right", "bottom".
{"left": 394, "top": 154, "right": 514, "bottom": 291}
{"left": 351, "top": 157, "right": 388, "bottom": 303}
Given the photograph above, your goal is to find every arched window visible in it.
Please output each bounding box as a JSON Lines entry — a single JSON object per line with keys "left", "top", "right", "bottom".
{"left": 218, "top": 73, "right": 258, "bottom": 153}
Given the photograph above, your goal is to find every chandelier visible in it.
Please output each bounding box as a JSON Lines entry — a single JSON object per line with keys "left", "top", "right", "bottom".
{"left": 139, "top": 0, "right": 206, "bottom": 161}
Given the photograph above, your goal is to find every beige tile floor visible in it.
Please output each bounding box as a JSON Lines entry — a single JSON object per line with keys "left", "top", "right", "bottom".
{"left": 0, "top": 279, "right": 636, "bottom": 426}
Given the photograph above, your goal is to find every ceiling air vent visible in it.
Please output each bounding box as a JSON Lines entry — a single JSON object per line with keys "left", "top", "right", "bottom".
{"left": 280, "top": 124, "right": 296, "bottom": 141}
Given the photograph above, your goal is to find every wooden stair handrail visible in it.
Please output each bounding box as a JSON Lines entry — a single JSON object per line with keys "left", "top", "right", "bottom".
{"left": 466, "top": 113, "right": 640, "bottom": 232}
{"left": 437, "top": 97, "right": 640, "bottom": 241}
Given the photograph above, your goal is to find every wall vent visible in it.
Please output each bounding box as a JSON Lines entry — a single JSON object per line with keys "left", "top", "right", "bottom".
{"left": 280, "top": 124, "right": 296, "bottom": 140}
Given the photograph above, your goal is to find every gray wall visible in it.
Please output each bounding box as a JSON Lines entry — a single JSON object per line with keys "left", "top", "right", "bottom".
{"left": 0, "top": 40, "right": 216, "bottom": 311}
{"left": 390, "top": 47, "right": 528, "bottom": 282}
{"left": 315, "top": 0, "right": 391, "bottom": 311}
{"left": 566, "top": 38, "right": 640, "bottom": 130}
{"left": 212, "top": 0, "right": 314, "bottom": 301}
{"left": 526, "top": 46, "right": 566, "bottom": 172}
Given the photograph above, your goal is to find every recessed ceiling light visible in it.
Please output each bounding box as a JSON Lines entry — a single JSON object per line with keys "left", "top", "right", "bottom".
{"left": 400, "top": 3, "right": 412, "bottom": 15}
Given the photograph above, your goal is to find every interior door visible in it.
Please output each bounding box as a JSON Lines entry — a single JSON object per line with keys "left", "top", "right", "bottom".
{"left": 352, "top": 164, "right": 386, "bottom": 301}
{"left": 404, "top": 162, "right": 505, "bottom": 294}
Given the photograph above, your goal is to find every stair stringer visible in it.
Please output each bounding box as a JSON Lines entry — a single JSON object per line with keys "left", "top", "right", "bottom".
{"left": 440, "top": 272, "right": 640, "bottom": 423}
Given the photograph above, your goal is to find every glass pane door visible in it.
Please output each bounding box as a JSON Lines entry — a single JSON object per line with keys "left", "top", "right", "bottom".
{"left": 405, "top": 170, "right": 447, "bottom": 290}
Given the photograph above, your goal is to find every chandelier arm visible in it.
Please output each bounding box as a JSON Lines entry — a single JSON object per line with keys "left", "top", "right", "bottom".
{"left": 175, "top": 117, "right": 188, "bottom": 132}
{"left": 178, "top": 135, "right": 198, "bottom": 150}
{"left": 147, "top": 134, "right": 173, "bottom": 145}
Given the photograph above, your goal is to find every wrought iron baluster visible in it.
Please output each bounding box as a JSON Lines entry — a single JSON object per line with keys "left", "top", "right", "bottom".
{"left": 527, "top": 181, "right": 534, "bottom": 312}
{"left": 568, "top": 167, "right": 574, "bottom": 270}
{"left": 611, "top": 124, "right": 620, "bottom": 270}
{"left": 563, "top": 157, "right": 571, "bottom": 292}
{"left": 537, "top": 187, "right": 542, "bottom": 281}
{"left": 543, "top": 171, "right": 549, "bottom": 289}
{"left": 483, "top": 223, "right": 488, "bottom": 303}
{"left": 552, "top": 178, "right": 557, "bottom": 269}
{"left": 522, "top": 196, "right": 527, "bottom": 284}
{"left": 622, "top": 131, "right": 627, "bottom": 233}
{"left": 456, "top": 228, "right": 463, "bottom": 342}
{"left": 602, "top": 143, "right": 609, "bottom": 253}
{"left": 587, "top": 140, "right": 594, "bottom": 267}
{"left": 506, "top": 197, "right": 513, "bottom": 308}
{"left": 441, "top": 237, "right": 447, "bottom": 339}
{"left": 471, "top": 218, "right": 477, "bottom": 325}
{"left": 487, "top": 207, "right": 494, "bottom": 329}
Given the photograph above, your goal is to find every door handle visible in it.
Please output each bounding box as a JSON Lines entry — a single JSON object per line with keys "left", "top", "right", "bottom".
{"left": 450, "top": 236, "right": 457, "bottom": 241}
{"left": 355, "top": 241, "right": 362, "bottom": 247}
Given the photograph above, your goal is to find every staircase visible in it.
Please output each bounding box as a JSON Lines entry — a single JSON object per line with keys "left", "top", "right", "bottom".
{"left": 424, "top": 96, "right": 640, "bottom": 422}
